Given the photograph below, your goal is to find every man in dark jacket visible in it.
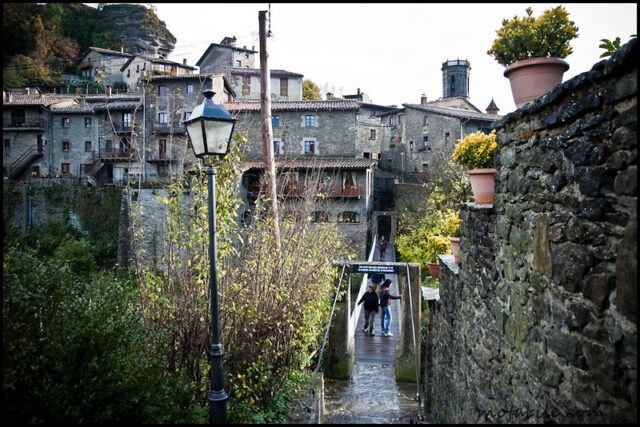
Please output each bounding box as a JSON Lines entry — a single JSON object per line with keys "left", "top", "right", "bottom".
{"left": 357, "top": 284, "right": 379, "bottom": 336}
{"left": 379, "top": 279, "right": 401, "bottom": 336}
{"left": 378, "top": 235, "right": 388, "bottom": 261}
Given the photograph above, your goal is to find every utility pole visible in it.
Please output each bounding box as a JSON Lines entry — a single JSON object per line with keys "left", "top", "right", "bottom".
{"left": 259, "top": 9, "right": 281, "bottom": 251}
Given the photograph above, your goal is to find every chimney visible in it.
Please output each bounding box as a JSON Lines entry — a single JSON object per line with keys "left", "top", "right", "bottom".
{"left": 252, "top": 45, "right": 255, "bottom": 51}
{"left": 183, "top": 58, "right": 187, "bottom": 65}
{"left": 106, "top": 86, "right": 112, "bottom": 97}
{"left": 326, "top": 92, "right": 333, "bottom": 100}
{"left": 357, "top": 88, "right": 360, "bottom": 95}
{"left": 120, "top": 46, "right": 124, "bottom": 54}
{"left": 80, "top": 97, "right": 86, "bottom": 108}
{"left": 26, "top": 87, "right": 31, "bottom": 95}
{"left": 421, "top": 94, "right": 427, "bottom": 106}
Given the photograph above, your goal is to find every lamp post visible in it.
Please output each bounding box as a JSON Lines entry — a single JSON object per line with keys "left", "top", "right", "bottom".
{"left": 184, "top": 89, "right": 236, "bottom": 424}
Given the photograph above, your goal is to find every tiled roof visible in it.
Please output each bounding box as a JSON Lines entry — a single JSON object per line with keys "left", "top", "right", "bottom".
{"left": 402, "top": 103, "right": 500, "bottom": 121}
{"left": 225, "top": 100, "right": 361, "bottom": 112}
{"left": 85, "top": 46, "right": 134, "bottom": 58}
{"left": 48, "top": 99, "right": 142, "bottom": 113}
{"left": 230, "top": 67, "right": 304, "bottom": 77}
{"left": 120, "top": 55, "right": 197, "bottom": 71}
{"left": 240, "top": 157, "right": 377, "bottom": 170}
{"left": 2, "top": 94, "right": 76, "bottom": 107}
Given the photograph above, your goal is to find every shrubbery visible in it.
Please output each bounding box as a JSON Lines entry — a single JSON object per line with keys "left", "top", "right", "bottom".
{"left": 2, "top": 242, "right": 203, "bottom": 423}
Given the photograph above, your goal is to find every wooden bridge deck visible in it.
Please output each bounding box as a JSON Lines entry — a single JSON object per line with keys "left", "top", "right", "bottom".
{"left": 354, "top": 246, "right": 401, "bottom": 364}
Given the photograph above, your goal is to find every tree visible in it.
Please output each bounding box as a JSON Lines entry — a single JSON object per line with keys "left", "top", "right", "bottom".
{"left": 302, "top": 79, "right": 322, "bottom": 100}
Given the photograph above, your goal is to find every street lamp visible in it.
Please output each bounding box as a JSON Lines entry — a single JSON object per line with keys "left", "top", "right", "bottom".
{"left": 185, "top": 89, "right": 236, "bottom": 424}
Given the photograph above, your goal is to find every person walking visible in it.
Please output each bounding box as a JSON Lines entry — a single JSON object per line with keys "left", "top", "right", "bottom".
{"left": 379, "top": 279, "right": 401, "bottom": 337}
{"left": 378, "top": 235, "right": 388, "bottom": 261}
{"left": 357, "top": 284, "right": 379, "bottom": 336}
{"left": 368, "top": 271, "right": 385, "bottom": 291}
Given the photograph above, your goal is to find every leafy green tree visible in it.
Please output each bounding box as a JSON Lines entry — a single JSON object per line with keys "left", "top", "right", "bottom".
{"left": 599, "top": 34, "right": 637, "bottom": 57}
{"left": 302, "top": 79, "right": 322, "bottom": 100}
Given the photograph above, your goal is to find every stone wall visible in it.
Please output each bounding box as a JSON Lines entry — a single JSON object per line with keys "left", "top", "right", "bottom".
{"left": 424, "top": 40, "right": 637, "bottom": 423}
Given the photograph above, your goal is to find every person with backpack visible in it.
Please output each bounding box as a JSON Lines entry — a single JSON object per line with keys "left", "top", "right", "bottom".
{"left": 379, "top": 279, "right": 401, "bottom": 337}
{"left": 378, "top": 235, "right": 388, "bottom": 261}
{"left": 357, "top": 284, "right": 379, "bottom": 336}
{"left": 368, "top": 272, "right": 385, "bottom": 291}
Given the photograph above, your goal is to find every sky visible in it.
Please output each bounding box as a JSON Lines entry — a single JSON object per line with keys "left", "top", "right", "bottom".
{"left": 142, "top": 3, "right": 637, "bottom": 114}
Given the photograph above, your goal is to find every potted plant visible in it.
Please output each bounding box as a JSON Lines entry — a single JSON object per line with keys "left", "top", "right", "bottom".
{"left": 425, "top": 235, "right": 451, "bottom": 279}
{"left": 487, "top": 6, "right": 579, "bottom": 108}
{"left": 452, "top": 130, "right": 498, "bottom": 204}
{"left": 444, "top": 215, "right": 461, "bottom": 262}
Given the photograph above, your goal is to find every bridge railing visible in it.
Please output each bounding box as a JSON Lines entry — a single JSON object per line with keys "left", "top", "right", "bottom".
{"left": 350, "top": 230, "right": 377, "bottom": 336}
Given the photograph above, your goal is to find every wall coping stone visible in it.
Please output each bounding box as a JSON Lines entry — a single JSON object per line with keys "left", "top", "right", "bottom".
{"left": 463, "top": 202, "right": 494, "bottom": 212}
{"left": 421, "top": 286, "right": 440, "bottom": 301}
{"left": 438, "top": 254, "right": 459, "bottom": 275}
{"left": 495, "top": 38, "right": 637, "bottom": 128}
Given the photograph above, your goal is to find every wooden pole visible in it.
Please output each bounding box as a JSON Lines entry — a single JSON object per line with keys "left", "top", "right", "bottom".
{"left": 259, "top": 10, "right": 281, "bottom": 251}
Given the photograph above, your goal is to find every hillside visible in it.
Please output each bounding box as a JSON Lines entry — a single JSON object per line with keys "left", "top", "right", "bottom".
{"left": 2, "top": 3, "right": 176, "bottom": 89}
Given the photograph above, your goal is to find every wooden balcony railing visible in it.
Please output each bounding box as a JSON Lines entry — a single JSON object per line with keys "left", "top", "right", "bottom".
{"left": 3, "top": 118, "right": 46, "bottom": 129}
{"left": 100, "top": 148, "right": 137, "bottom": 160}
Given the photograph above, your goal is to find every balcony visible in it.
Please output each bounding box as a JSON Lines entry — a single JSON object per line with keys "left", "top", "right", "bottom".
{"left": 111, "top": 123, "right": 134, "bottom": 134}
{"left": 319, "top": 184, "right": 361, "bottom": 199}
{"left": 152, "top": 122, "right": 186, "bottom": 135}
{"left": 147, "top": 152, "right": 179, "bottom": 163}
{"left": 3, "top": 118, "right": 46, "bottom": 130}
{"left": 100, "top": 148, "right": 137, "bottom": 161}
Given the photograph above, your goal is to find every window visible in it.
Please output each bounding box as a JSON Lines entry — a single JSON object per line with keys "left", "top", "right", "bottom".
{"left": 61, "top": 163, "right": 70, "bottom": 175}
{"left": 338, "top": 211, "right": 359, "bottom": 223}
{"left": 105, "top": 55, "right": 111, "bottom": 60}
{"left": 398, "top": 115, "right": 403, "bottom": 125}
{"left": 62, "top": 118, "right": 70, "bottom": 128}
{"left": 242, "top": 76, "right": 250, "bottom": 93}
{"left": 305, "top": 115, "right": 315, "bottom": 127}
{"left": 159, "top": 139, "right": 167, "bottom": 158}
{"left": 449, "top": 75, "right": 455, "bottom": 93}
{"left": 186, "top": 83, "right": 194, "bottom": 94}
{"left": 158, "top": 112, "right": 168, "bottom": 124}
{"left": 409, "top": 140, "right": 414, "bottom": 151}
{"left": 158, "top": 64, "right": 166, "bottom": 72}
{"left": 363, "top": 152, "right": 370, "bottom": 159}
{"left": 127, "top": 70, "right": 130, "bottom": 78}
{"left": 11, "top": 110, "right": 25, "bottom": 126}
{"left": 388, "top": 116, "right": 393, "bottom": 125}
{"left": 62, "top": 141, "right": 70, "bottom": 151}
{"left": 106, "top": 68, "right": 112, "bottom": 74}
{"left": 304, "top": 140, "right": 315, "bottom": 154}
{"left": 272, "top": 115, "right": 280, "bottom": 128}
{"left": 369, "top": 129, "right": 376, "bottom": 140}
{"left": 85, "top": 117, "right": 92, "bottom": 127}
{"left": 123, "top": 113, "right": 132, "bottom": 128}
{"left": 85, "top": 141, "right": 92, "bottom": 152}
{"left": 273, "top": 139, "right": 281, "bottom": 154}
{"left": 312, "top": 211, "right": 329, "bottom": 223}
{"left": 445, "top": 132, "right": 450, "bottom": 142}
{"left": 105, "top": 139, "right": 113, "bottom": 150}
{"left": 183, "top": 111, "right": 191, "bottom": 122}
{"left": 280, "top": 78, "right": 288, "bottom": 97}
{"left": 424, "top": 116, "right": 428, "bottom": 126}
{"left": 342, "top": 171, "right": 356, "bottom": 188}
{"left": 136, "top": 64, "right": 140, "bottom": 73}
{"left": 236, "top": 60, "right": 242, "bottom": 67}
{"left": 4, "top": 139, "right": 10, "bottom": 150}
{"left": 423, "top": 136, "right": 429, "bottom": 148}
{"left": 31, "top": 166, "right": 40, "bottom": 177}
{"left": 370, "top": 110, "right": 376, "bottom": 118}
{"left": 158, "top": 85, "right": 168, "bottom": 97}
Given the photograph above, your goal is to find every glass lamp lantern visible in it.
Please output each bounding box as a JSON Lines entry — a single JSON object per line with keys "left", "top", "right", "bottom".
{"left": 185, "top": 89, "right": 236, "bottom": 158}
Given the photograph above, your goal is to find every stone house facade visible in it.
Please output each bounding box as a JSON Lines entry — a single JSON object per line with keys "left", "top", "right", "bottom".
{"left": 379, "top": 96, "right": 499, "bottom": 177}
{"left": 79, "top": 46, "right": 134, "bottom": 88}
{"left": 229, "top": 68, "right": 304, "bottom": 101}
{"left": 225, "top": 100, "right": 381, "bottom": 257}
{"left": 196, "top": 36, "right": 258, "bottom": 73}
{"left": 120, "top": 55, "right": 197, "bottom": 91}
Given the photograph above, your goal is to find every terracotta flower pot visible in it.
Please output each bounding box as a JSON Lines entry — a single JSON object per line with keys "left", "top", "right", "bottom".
{"left": 467, "top": 168, "right": 498, "bottom": 204}
{"left": 426, "top": 261, "right": 440, "bottom": 279}
{"left": 503, "top": 57, "right": 569, "bottom": 108}
{"left": 448, "top": 237, "right": 460, "bottom": 262}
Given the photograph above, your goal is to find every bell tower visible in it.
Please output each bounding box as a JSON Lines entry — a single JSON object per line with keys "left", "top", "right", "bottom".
{"left": 442, "top": 59, "right": 471, "bottom": 99}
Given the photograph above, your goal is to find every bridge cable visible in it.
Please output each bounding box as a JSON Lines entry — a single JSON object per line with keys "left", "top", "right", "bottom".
{"left": 302, "top": 264, "right": 347, "bottom": 423}
{"left": 406, "top": 264, "right": 425, "bottom": 422}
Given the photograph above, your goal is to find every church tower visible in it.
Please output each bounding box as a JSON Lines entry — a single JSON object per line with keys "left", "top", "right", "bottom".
{"left": 442, "top": 59, "right": 471, "bottom": 99}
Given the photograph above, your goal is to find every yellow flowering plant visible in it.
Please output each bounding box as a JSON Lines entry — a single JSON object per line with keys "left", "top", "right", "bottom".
{"left": 425, "top": 235, "right": 451, "bottom": 263}
{"left": 452, "top": 130, "right": 498, "bottom": 170}
{"left": 444, "top": 215, "right": 461, "bottom": 238}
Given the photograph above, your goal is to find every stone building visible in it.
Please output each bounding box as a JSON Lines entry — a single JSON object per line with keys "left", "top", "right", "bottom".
{"left": 197, "top": 36, "right": 304, "bottom": 102}
{"left": 225, "top": 100, "right": 381, "bottom": 257}
{"left": 79, "top": 46, "right": 135, "bottom": 88}
{"left": 141, "top": 73, "right": 235, "bottom": 182}
{"left": 120, "top": 55, "right": 197, "bottom": 91}
{"left": 378, "top": 59, "right": 500, "bottom": 178}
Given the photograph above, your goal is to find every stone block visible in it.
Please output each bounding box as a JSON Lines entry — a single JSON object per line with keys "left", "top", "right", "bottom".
{"left": 551, "top": 242, "right": 595, "bottom": 293}
{"left": 615, "top": 220, "right": 637, "bottom": 322}
{"left": 578, "top": 199, "right": 606, "bottom": 221}
{"left": 546, "top": 329, "right": 582, "bottom": 365}
{"left": 614, "top": 165, "right": 637, "bottom": 196}
{"left": 545, "top": 174, "right": 568, "bottom": 193}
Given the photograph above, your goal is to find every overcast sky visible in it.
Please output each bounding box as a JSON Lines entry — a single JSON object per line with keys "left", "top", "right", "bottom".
{"left": 145, "top": 3, "right": 636, "bottom": 114}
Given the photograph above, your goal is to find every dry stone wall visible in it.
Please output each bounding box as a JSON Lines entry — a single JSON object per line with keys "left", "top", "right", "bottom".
{"left": 425, "top": 39, "right": 637, "bottom": 423}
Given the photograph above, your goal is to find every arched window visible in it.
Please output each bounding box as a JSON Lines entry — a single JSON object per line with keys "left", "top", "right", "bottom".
{"left": 449, "top": 75, "right": 455, "bottom": 93}
{"left": 338, "top": 211, "right": 359, "bottom": 223}
{"left": 312, "top": 211, "right": 329, "bottom": 223}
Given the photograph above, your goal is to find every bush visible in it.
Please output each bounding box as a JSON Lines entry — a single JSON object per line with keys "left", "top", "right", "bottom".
{"left": 425, "top": 235, "right": 451, "bottom": 263}
{"left": 2, "top": 245, "right": 202, "bottom": 424}
{"left": 443, "top": 215, "right": 461, "bottom": 238}
{"left": 487, "top": 6, "right": 579, "bottom": 66}
{"left": 452, "top": 130, "right": 498, "bottom": 170}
